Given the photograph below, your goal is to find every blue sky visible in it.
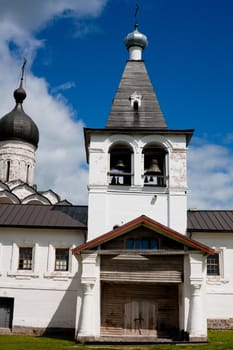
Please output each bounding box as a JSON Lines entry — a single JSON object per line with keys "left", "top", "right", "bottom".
{"left": 1, "top": 0, "right": 233, "bottom": 209}
{"left": 33, "top": 0, "right": 233, "bottom": 134}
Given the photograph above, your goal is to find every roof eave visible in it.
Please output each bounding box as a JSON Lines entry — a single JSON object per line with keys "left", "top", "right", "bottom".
{"left": 72, "top": 214, "right": 214, "bottom": 255}
{"left": 84, "top": 127, "right": 194, "bottom": 162}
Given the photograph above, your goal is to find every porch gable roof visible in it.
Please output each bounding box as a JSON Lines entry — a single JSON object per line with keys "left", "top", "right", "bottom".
{"left": 72, "top": 215, "right": 215, "bottom": 255}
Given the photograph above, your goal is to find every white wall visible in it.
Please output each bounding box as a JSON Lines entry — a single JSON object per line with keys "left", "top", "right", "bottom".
{"left": 0, "top": 227, "right": 85, "bottom": 330}
{"left": 0, "top": 140, "right": 36, "bottom": 185}
{"left": 192, "top": 232, "right": 233, "bottom": 320}
{"left": 87, "top": 132, "right": 188, "bottom": 240}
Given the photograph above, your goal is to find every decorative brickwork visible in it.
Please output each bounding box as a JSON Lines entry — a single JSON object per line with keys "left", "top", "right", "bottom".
{"left": 208, "top": 319, "right": 233, "bottom": 329}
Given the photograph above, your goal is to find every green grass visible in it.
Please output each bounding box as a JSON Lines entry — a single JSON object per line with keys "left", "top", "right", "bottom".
{"left": 0, "top": 331, "right": 233, "bottom": 350}
{"left": 0, "top": 335, "right": 76, "bottom": 350}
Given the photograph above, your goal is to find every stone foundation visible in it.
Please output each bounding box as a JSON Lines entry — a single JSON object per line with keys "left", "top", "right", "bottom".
{"left": 0, "top": 326, "right": 75, "bottom": 337}
{"left": 208, "top": 318, "right": 233, "bottom": 329}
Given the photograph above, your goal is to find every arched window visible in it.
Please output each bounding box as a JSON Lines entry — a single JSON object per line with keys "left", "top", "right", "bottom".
{"left": 6, "top": 161, "right": 10, "bottom": 182}
{"left": 26, "top": 164, "right": 30, "bottom": 184}
{"left": 108, "top": 143, "right": 133, "bottom": 186}
{"left": 143, "top": 144, "right": 167, "bottom": 187}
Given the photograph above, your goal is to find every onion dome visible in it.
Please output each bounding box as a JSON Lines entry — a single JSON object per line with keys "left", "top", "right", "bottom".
{"left": 124, "top": 24, "right": 148, "bottom": 51}
{"left": 0, "top": 84, "right": 39, "bottom": 148}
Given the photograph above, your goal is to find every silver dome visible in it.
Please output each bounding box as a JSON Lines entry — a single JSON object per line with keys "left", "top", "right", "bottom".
{"left": 124, "top": 24, "right": 148, "bottom": 50}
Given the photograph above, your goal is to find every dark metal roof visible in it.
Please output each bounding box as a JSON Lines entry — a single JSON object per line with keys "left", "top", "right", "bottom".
{"left": 187, "top": 210, "right": 233, "bottom": 232}
{"left": 1, "top": 204, "right": 232, "bottom": 234}
{"left": 0, "top": 204, "right": 88, "bottom": 229}
{"left": 106, "top": 60, "right": 167, "bottom": 129}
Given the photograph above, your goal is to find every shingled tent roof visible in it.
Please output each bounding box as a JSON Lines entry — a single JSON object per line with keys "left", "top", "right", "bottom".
{"left": 105, "top": 60, "right": 167, "bottom": 129}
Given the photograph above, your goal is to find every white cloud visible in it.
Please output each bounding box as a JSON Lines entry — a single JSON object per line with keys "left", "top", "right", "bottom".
{"left": 73, "top": 21, "right": 102, "bottom": 38}
{"left": 26, "top": 75, "right": 88, "bottom": 204}
{"left": 0, "top": 0, "right": 232, "bottom": 210}
{"left": 188, "top": 140, "right": 233, "bottom": 209}
{"left": 51, "top": 82, "right": 76, "bottom": 94}
{"left": 0, "top": 0, "right": 108, "bottom": 204}
{"left": 0, "top": 0, "right": 108, "bottom": 33}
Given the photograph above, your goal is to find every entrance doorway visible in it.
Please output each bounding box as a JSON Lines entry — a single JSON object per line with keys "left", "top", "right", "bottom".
{"left": 101, "top": 283, "right": 179, "bottom": 338}
{"left": 124, "top": 300, "right": 157, "bottom": 336}
{"left": 0, "top": 297, "right": 14, "bottom": 329}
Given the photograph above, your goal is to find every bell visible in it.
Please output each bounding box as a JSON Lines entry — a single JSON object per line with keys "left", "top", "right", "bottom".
{"left": 115, "top": 160, "right": 126, "bottom": 170}
{"left": 145, "top": 159, "right": 161, "bottom": 175}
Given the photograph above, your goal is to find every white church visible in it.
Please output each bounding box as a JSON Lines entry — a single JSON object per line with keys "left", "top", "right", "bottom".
{"left": 0, "top": 22, "right": 232, "bottom": 343}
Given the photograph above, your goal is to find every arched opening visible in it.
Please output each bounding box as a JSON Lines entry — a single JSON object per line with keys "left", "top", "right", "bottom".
{"left": 143, "top": 144, "right": 167, "bottom": 187}
{"left": 108, "top": 143, "right": 133, "bottom": 186}
{"left": 26, "top": 164, "right": 30, "bottom": 184}
{"left": 6, "top": 161, "right": 10, "bottom": 182}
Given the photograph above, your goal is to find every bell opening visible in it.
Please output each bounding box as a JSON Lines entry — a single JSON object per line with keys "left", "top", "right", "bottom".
{"left": 144, "top": 159, "right": 161, "bottom": 175}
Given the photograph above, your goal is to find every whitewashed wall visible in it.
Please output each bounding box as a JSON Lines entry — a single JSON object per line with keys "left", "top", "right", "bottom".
{"left": 0, "top": 227, "right": 85, "bottom": 331}
{"left": 0, "top": 141, "right": 36, "bottom": 186}
{"left": 87, "top": 132, "right": 188, "bottom": 240}
{"left": 192, "top": 232, "right": 233, "bottom": 321}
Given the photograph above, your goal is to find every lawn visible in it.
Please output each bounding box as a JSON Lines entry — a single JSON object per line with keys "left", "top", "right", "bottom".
{"left": 0, "top": 331, "right": 233, "bottom": 350}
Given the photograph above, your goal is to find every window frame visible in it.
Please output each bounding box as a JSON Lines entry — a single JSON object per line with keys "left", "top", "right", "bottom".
{"left": 54, "top": 248, "right": 69, "bottom": 272}
{"left": 126, "top": 238, "right": 159, "bottom": 250}
{"left": 8, "top": 243, "right": 39, "bottom": 278}
{"left": 18, "top": 247, "right": 33, "bottom": 270}
{"left": 207, "top": 253, "right": 220, "bottom": 276}
{"left": 206, "top": 249, "right": 224, "bottom": 282}
{"left": 44, "top": 244, "right": 75, "bottom": 279}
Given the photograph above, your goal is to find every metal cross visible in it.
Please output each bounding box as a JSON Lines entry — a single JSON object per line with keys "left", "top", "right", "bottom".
{"left": 135, "top": 3, "right": 139, "bottom": 26}
{"left": 21, "top": 58, "right": 27, "bottom": 82}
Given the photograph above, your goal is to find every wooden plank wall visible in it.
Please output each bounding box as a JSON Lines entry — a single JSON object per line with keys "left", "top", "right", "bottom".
{"left": 101, "top": 255, "right": 184, "bottom": 283}
{"left": 101, "top": 282, "right": 179, "bottom": 338}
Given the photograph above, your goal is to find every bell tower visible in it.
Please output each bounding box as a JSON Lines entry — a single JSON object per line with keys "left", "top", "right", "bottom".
{"left": 85, "top": 24, "right": 193, "bottom": 240}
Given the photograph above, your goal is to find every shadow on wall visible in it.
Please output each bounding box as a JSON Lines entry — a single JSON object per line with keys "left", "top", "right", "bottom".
{"left": 44, "top": 271, "right": 82, "bottom": 338}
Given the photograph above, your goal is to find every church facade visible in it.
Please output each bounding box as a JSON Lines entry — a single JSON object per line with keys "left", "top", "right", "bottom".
{"left": 0, "top": 23, "right": 233, "bottom": 342}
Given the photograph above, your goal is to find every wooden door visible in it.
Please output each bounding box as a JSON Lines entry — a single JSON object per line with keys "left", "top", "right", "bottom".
{"left": 0, "top": 298, "right": 14, "bottom": 329}
{"left": 101, "top": 283, "right": 178, "bottom": 338}
{"left": 124, "top": 300, "right": 157, "bottom": 336}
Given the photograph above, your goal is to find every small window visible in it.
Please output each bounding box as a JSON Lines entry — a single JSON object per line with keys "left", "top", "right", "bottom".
{"left": 26, "top": 164, "right": 30, "bottom": 184}
{"left": 207, "top": 254, "right": 219, "bottom": 276}
{"left": 18, "top": 247, "right": 32, "bottom": 270}
{"left": 55, "top": 248, "right": 69, "bottom": 271}
{"left": 6, "top": 161, "right": 10, "bottom": 182}
{"left": 126, "top": 238, "right": 158, "bottom": 250}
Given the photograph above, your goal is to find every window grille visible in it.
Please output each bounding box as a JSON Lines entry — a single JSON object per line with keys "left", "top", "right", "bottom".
{"left": 207, "top": 254, "right": 219, "bottom": 275}
{"left": 55, "top": 248, "right": 69, "bottom": 271}
{"left": 18, "top": 247, "right": 32, "bottom": 270}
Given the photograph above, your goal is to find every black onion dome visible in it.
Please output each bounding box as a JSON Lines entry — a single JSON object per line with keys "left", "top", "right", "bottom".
{"left": 0, "top": 86, "right": 39, "bottom": 148}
